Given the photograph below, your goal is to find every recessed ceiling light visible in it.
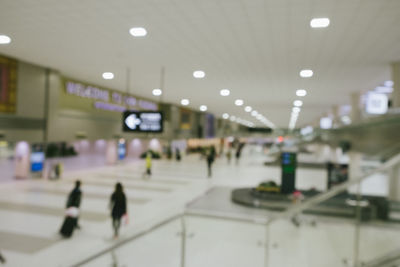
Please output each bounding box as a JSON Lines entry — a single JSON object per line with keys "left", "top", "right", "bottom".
{"left": 293, "top": 100, "right": 303, "bottom": 107}
{"left": 181, "top": 99, "right": 189, "bottom": 106}
{"left": 193, "top": 70, "right": 205, "bottom": 79}
{"left": 152, "top": 88, "right": 162, "bottom": 96}
{"left": 235, "top": 99, "right": 244, "bottom": 106}
{"left": 129, "top": 27, "right": 147, "bottom": 37}
{"left": 292, "top": 107, "right": 301, "bottom": 113}
{"left": 102, "top": 72, "right": 114, "bottom": 80}
{"left": 244, "top": 106, "right": 252, "bottom": 112}
{"left": 251, "top": 110, "right": 258, "bottom": 116}
{"left": 222, "top": 113, "right": 229, "bottom": 119}
{"left": 0, "top": 35, "right": 11, "bottom": 44}
{"left": 199, "top": 105, "right": 207, "bottom": 111}
{"left": 296, "top": 89, "right": 307, "bottom": 97}
{"left": 300, "top": 69, "right": 313, "bottom": 78}
{"left": 310, "top": 18, "right": 330, "bottom": 28}
{"left": 220, "top": 89, "right": 230, "bottom": 96}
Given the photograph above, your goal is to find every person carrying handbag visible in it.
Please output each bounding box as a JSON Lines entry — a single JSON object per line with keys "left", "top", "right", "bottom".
{"left": 109, "top": 183, "right": 127, "bottom": 239}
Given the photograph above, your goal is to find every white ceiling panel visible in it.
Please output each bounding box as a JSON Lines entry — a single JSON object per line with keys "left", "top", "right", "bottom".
{"left": 0, "top": 0, "right": 399, "bottom": 128}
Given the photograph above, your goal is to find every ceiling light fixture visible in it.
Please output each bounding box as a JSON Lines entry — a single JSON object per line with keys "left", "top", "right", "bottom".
{"left": 181, "top": 99, "right": 189, "bottom": 106}
{"left": 292, "top": 107, "right": 301, "bottom": 113}
{"left": 251, "top": 110, "right": 258, "bottom": 116}
{"left": 193, "top": 70, "right": 205, "bottom": 79}
{"left": 199, "top": 105, "right": 207, "bottom": 112}
{"left": 244, "top": 106, "right": 252, "bottom": 112}
{"left": 129, "top": 27, "right": 147, "bottom": 37}
{"left": 300, "top": 69, "right": 313, "bottom": 78}
{"left": 0, "top": 35, "right": 11, "bottom": 44}
{"left": 235, "top": 99, "right": 244, "bottom": 106}
{"left": 296, "top": 89, "right": 307, "bottom": 97}
{"left": 293, "top": 100, "right": 303, "bottom": 107}
{"left": 102, "top": 72, "right": 114, "bottom": 80}
{"left": 310, "top": 18, "right": 330, "bottom": 28}
{"left": 222, "top": 113, "right": 229, "bottom": 119}
{"left": 220, "top": 89, "right": 230, "bottom": 96}
{"left": 152, "top": 88, "right": 162, "bottom": 96}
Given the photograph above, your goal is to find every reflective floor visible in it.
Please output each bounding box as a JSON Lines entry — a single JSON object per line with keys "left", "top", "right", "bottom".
{"left": 0, "top": 148, "right": 397, "bottom": 267}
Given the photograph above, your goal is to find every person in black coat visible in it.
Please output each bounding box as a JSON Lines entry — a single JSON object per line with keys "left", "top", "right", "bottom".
{"left": 0, "top": 250, "right": 5, "bottom": 264}
{"left": 110, "top": 183, "right": 127, "bottom": 239}
{"left": 206, "top": 146, "right": 216, "bottom": 178}
{"left": 66, "top": 180, "right": 82, "bottom": 229}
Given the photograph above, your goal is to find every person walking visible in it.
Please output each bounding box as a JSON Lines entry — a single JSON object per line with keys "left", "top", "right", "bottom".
{"left": 0, "top": 251, "right": 6, "bottom": 264}
{"left": 143, "top": 151, "right": 152, "bottom": 179}
{"left": 175, "top": 148, "right": 181, "bottom": 162}
{"left": 60, "top": 180, "right": 82, "bottom": 237}
{"left": 235, "top": 143, "right": 244, "bottom": 165}
{"left": 109, "top": 183, "right": 127, "bottom": 239}
{"left": 66, "top": 180, "right": 82, "bottom": 228}
{"left": 206, "top": 146, "right": 216, "bottom": 178}
{"left": 226, "top": 148, "right": 232, "bottom": 164}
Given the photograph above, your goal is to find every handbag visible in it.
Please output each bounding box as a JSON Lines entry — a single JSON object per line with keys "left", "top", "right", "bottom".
{"left": 122, "top": 213, "right": 129, "bottom": 225}
{"left": 66, "top": 207, "right": 79, "bottom": 218}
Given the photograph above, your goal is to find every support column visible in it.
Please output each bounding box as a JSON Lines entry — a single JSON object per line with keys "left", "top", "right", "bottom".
{"left": 389, "top": 163, "right": 400, "bottom": 201}
{"left": 348, "top": 151, "right": 363, "bottom": 181}
{"left": 350, "top": 92, "right": 362, "bottom": 124}
{"left": 106, "top": 140, "right": 117, "bottom": 165}
{"left": 392, "top": 62, "right": 400, "bottom": 108}
{"left": 331, "top": 105, "right": 341, "bottom": 128}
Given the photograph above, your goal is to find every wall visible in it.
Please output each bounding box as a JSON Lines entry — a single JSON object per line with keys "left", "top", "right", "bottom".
{"left": 0, "top": 59, "right": 47, "bottom": 142}
{"left": 0, "top": 55, "right": 254, "bottom": 144}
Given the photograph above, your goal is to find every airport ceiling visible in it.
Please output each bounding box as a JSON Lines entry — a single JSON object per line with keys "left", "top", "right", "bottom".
{"left": 0, "top": 0, "right": 400, "bottom": 128}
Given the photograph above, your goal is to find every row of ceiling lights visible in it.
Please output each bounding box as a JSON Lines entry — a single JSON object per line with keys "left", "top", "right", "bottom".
{"left": 132, "top": 27, "right": 271, "bottom": 128}
{"left": 219, "top": 88, "right": 276, "bottom": 129}
{"left": 289, "top": 17, "right": 330, "bottom": 130}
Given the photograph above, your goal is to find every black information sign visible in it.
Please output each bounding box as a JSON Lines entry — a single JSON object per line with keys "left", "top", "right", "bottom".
{"left": 123, "top": 111, "right": 163, "bottom": 133}
{"left": 281, "top": 152, "right": 297, "bottom": 194}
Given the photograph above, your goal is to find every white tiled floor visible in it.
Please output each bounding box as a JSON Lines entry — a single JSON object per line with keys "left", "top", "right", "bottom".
{"left": 0, "top": 148, "right": 398, "bottom": 267}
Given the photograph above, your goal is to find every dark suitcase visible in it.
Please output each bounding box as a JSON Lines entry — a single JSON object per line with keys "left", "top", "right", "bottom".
{"left": 60, "top": 216, "right": 77, "bottom": 238}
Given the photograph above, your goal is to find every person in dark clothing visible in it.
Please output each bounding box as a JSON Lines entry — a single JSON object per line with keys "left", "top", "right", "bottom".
{"left": 206, "top": 146, "right": 216, "bottom": 178}
{"left": 0, "top": 251, "right": 6, "bottom": 264}
{"left": 235, "top": 143, "right": 244, "bottom": 165}
{"left": 110, "top": 183, "right": 127, "bottom": 239}
{"left": 66, "top": 180, "right": 82, "bottom": 229}
{"left": 175, "top": 148, "right": 181, "bottom": 161}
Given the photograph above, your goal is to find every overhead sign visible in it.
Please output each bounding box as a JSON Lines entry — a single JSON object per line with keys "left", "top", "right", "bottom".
{"left": 123, "top": 111, "right": 163, "bottom": 133}
{"left": 62, "top": 79, "right": 158, "bottom": 113}
{"left": 0, "top": 55, "right": 17, "bottom": 113}
{"left": 366, "top": 92, "right": 388, "bottom": 115}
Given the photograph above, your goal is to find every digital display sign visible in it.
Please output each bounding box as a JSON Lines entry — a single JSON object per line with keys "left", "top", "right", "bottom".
{"left": 123, "top": 111, "right": 163, "bottom": 133}
{"left": 365, "top": 92, "right": 388, "bottom": 115}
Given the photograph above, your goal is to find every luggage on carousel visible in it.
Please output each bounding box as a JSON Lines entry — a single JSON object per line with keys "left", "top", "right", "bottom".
{"left": 60, "top": 216, "right": 77, "bottom": 238}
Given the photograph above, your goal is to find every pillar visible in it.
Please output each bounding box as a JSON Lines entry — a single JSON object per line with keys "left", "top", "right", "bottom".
{"left": 331, "top": 105, "right": 341, "bottom": 128}
{"left": 350, "top": 92, "right": 362, "bottom": 124}
{"left": 15, "top": 141, "right": 30, "bottom": 179}
{"left": 392, "top": 62, "right": 400, "bottom": 108}
{"left": 348, "top": 151, "right": 362, "bottom": 181}
{"left": 106, "top": 140, "right": 117, "bottom": 165}
{"left": 389, "top": 163, "right": 400, "bottom": 201}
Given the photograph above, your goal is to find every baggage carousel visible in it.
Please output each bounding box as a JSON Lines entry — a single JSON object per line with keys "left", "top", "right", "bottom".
{"left": 231, "top": 187, "right": 390, "bottom": 222}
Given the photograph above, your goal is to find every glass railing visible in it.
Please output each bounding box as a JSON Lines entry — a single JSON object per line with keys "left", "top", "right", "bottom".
{"left": 75, "top": 152, "right": 400, "bottom": 267}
